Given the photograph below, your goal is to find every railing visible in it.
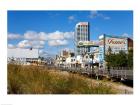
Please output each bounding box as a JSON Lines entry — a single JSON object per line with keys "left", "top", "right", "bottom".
{"left": 53, "top": 66, "right": 133, "bottom": 80}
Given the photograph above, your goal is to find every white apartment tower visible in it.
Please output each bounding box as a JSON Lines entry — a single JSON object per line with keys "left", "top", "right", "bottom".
{"left": 75, "top": 22, "right": 90, "bottom": 55}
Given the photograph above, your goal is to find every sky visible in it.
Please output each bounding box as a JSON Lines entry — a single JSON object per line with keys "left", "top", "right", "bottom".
{"left": 8, "top": 10, "right": 133, "bottom": 57}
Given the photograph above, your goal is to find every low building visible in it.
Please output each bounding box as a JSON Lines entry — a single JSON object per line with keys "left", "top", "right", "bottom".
{"left": 7, "top": 48, "right": 39, "bottom": 65}
{"left": 65, "top": 57, "right": 76, "bottom": 68}
{"left": 55, "top": 49, "right": 76, "bottom": 67}
{"left": 93, "top": 48, "right": 100, "bottom": 64}
{"left": 55, "top": 55, "right": 66, "bottom": 67}
{"left": 82, "top": 48, "right": 99, "bottom": 68}
{"left": 128, "top": 38, "right": 133, "bottom": 50}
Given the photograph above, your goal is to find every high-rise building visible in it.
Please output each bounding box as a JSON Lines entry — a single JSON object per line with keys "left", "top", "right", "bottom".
{"left": 75, "top": 22, "right": 90, "bottom": 55}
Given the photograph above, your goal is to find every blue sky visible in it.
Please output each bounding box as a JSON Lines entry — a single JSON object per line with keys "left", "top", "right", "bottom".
{"left": 8, "top": 10, "right": 133, "bottom": 56}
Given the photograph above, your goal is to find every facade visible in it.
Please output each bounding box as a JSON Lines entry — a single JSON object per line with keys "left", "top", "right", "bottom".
{"left": 93, "top": 49, "right": 100, "bottom": 64}
{"left": 65, "top": 57, "right": 76, "bottom": 68}
{"left": 55, "top": 49, "right": 75, "bottom": 67}
{"left": 8, "top": 48, "right": 39, "bottom": 65}
{"left": 75, "top": 22, "right": 90, "bottom": 55}
{"left": 98, "top": 34, "right": 133, "bottom": 68}
{"left": 128, "top": 38, "right": 133, "bottom": 50}
{"left": 82, "top": 48, "right": 99, "bottom": 68}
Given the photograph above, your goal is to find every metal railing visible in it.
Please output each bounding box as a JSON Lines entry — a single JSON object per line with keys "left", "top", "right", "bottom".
{"left": 53, "top": 66, "right": 133, "bottom": 80}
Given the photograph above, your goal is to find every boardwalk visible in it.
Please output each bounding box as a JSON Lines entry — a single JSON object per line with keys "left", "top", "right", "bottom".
{"left": 52, "top": 66, "right": 133, "bottom": 81}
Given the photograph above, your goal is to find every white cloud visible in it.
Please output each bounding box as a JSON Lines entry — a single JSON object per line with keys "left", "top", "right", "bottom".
{"left": 24, "top": 31, "right": 48, "bottom": 41}
{"left": 39, "top": 41, "right": 45, "bottom": 45}
{"left": 33, "top": 45, "right": 44, "bottom": 49}
{"left": 121, "top": 33, "right": 133, "bottom": 39}
{"left": 68, "top": 16, "right": 75, "bottom": 20}
{"left": 88, "top": 11, "right": 98, "bottom": 18}
{"left": 47, "top": 31, "right": 64, "bottom": 40}
{"left": 88, "top": 11, "right": 110, "bottom": 20}
{"left": 30, "top": 40, "right": 45, "bottom": 46}
{"left": 8, "top": 31, "right": 48, "bottom": 41}
{"left": 8, "top": 44, "right": 16, "bottom": 48}
{"left": 39, "top": 49, "right": 44, "bottom": 54}
{"left": 24, "top": 31, "right": 38, "bottom": 40}
{"left": 47, "top": 31, "right": 74, "bottom": 40}
{"left": 48, "top": 39, "right": 68, "bottom": 46}
{"left": 68, "top": 15, "right": 77, "bottom": 23}
{"left": 122, "top": 33, "right": 130, "bottom": 37}
{"left": 8, "top": 33, "right": 22, "bottom": 40}
{"left": 38, "top": 32, "right": 48, "bottom": 40}
{"left": 17, "top": 40, "right": 31, "bottom": 48}
{"left": 17, "top": 40, "right": 45, "bottom": 49}
{"left": 63, "top": 32, "right": 74, "bottom": 39}
{"left": 8, "top": 30, "right": 74, "bottom": 48}
{"left": 8, "top": 31, "right": 74, "bottom": 41}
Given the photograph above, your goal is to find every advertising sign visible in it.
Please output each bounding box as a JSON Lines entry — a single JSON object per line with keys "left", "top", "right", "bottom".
{"left": 105, "top": 37, "right": 128, "bottom": 53}
{"left": 98, "top": 34, "right": 129, "bottom": 68}
{"left": 99, "top": 38, "right": 105, "bottom": 63}
{"left": 105, "top": 37, "right": 127, "bottom": 46}
{"left": 77, "top": 41, "right": 98, "bottom": 47}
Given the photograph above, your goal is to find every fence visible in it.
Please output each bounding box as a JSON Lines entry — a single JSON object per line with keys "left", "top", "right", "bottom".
{"left": 54, "top": 66, "right": 133, "bottom": 80}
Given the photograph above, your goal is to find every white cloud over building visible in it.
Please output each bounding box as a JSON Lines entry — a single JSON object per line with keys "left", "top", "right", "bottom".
{"left": 8, "top": 30, "right": 74, "bottom": 48}
{"left": 88, "top": 11, "right": 110, "bottom": 20}
{"left": 48, "top": 39, "right": 68, "bottom": 46}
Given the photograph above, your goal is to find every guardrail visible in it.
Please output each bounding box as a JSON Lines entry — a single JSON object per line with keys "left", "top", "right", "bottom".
{"left": 53, "top": 66, "right": 133, "bottom": 80}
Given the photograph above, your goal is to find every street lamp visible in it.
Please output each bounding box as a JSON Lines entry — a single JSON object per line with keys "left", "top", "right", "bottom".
{"left": 89, "top": 52, "right": 98, "bottom": 80}
{"left": 89, "top": 53, "right": 94, "bottom": 78}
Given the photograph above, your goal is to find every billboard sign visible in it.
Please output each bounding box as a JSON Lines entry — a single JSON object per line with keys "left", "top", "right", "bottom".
{"left": 77, "top": 41, "right": 99, "bottom": 47}
{"left": 105, "top": 36, "right": 128, "bottom": 53}
{"left": 106, "top": 37, "right": 127, "bottom": 46}
{"left": 99, "top": 38, "right": 105, "bottom": 63}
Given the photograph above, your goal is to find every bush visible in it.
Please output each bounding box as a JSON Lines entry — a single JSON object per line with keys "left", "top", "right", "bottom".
{"left": 8, "top": 64, "right": 116, "bottom": 94}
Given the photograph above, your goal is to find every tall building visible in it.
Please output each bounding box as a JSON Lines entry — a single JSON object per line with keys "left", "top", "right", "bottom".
{"left": 75, "top": 22, "right": 90, "bottom": 55}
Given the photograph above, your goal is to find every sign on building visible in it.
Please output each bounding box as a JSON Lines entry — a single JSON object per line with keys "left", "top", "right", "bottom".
{"left": 105, "top": 36, "right": 128, "bottom": 54}
{"left": 98, "top": 34, "right": 128, "bottom": 67}
{"left": 77, "top": 41, "right": 99, "bottom": 47}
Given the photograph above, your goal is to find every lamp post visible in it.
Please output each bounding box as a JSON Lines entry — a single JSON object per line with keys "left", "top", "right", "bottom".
{"left": 90, "top": 52, "right": 98, "bottom": 80}
{"left": 90, "top": 53, "right": 94, "bottom": 78}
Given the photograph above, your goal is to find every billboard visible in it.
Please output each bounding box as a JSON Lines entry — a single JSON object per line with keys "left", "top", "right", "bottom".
{"left": 98, "top": 34, "right": 129, "bottom": 68}
{"left": 77, "top": 41, "right": 99, "bottom": 47}
{"left": 105, "top": 36, "right": 128, "bottom": 53}
{"left": 99, "top": 38, "right": 105, "bottom": 63}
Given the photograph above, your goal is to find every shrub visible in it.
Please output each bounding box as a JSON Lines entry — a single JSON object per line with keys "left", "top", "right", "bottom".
{"left": 8, "top": 64, "right": 116, "bottom": 94}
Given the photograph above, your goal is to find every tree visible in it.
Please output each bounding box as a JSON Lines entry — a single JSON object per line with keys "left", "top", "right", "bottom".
{"left": 108, "top": 46, "right": 112, "bottom": 55}
{"left": 105, "top": 48, "right": 132, "bottom": 69}
{"left": 39, "top": 56, "right": 44, "bottom": 61}
{"left": 117, "top": 51, "right": 127, "bottom": 68}
{"left": 105, "top": 46, "right": 113, "bottom": 70}
{"left": 127, "top": 49, "right": 133, "bottom": 68}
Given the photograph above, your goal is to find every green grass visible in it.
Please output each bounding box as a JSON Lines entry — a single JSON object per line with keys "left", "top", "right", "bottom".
{"left": 8, "top": 64, "right": 116, "bottom": 94}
